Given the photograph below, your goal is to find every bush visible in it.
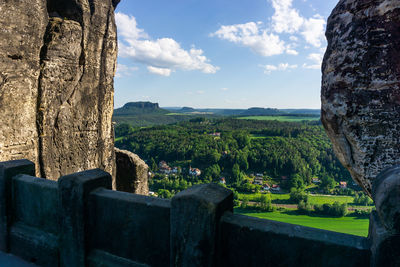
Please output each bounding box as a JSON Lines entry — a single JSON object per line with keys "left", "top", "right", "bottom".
{"left": 290, "top": 188, "right": 308, "bottom": 204}
{"left": 240, "top": 197, "right": 249, "bottom": 209}
{"left": 157, "top": 189, "right": 173, "bottom": 199}
{"left": 314, "top": 204, "right": 323, "bottom": 214}
{"left": 257, "top": 193, "right": 274, "bottom": 212}
{"left": 354, "top": 192, "right": 373, "bottom": 206}
{"left": 353, "top": 209, "right": 371, "bottom": 218}
{"left": 298, "top": 200, "right": 312, "bottom": 215}
{"left": 314, "top": 201, "right": 347, "bottom": 217}
{"left": 332, "top": 187, "right": 355, "bottom": 196}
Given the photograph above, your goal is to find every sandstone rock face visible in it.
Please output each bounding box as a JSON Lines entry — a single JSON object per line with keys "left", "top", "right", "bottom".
{"left": 115, "top": 148, "right": 149, "bottom": 195}
{"left": 321, "top": 0, "right": 400, "bottom": 196}
{"left": 0, "top": 0, "right": 118, "bottom": 181}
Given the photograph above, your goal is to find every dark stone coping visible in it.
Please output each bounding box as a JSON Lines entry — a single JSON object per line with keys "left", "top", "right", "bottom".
{"left": 12, "top": 175, "right": 58, "bottom": 234}
{"left": 10, "top": 222, "right": 58, "bottom": 267}
{"left": 90, "top": 187, "right": 170, "bottom": 209}
{"left": 219, "top": 212, "right": 370, "bottom": 267}
{"left": 87, "top": 249, "right": 150, "bottom": 267}
{"left": 88, "top": 188, "right": 170, "bottom": 267}
{"left": 222, "top": 212, "right": 369, "bottom": 249}
{"left": 0, "top": 251, "right": 37, "bottom": 267}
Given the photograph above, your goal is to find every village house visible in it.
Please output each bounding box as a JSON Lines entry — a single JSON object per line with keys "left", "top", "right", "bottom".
{"left": 270, "top": 184, "right": 281, "bottom": 192}
{"left": 339, "top": 181, "right": 347, "bottom": 189}
{"left": 209, "top": 132, "right": 221, "bottom": 137}
{"left": 189, "top": 167, "right": 201, "bottom": 176}
{"left": 159, "top": 161, "right": 172, "bottom": 174}
{"left": 312, "top": 178, "right": 321, "bottom": 184}
{"left": 171, "top": 167, "right": 179, "bottom": 174}
{"left": 262, "top": 184, "right": 270, "bottom": 191}
{"left": 253, "top": 176, "right": 263, "bottom": 185}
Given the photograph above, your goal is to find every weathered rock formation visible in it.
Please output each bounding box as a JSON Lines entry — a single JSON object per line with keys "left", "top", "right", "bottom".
{"left": 115, "top": 148, "right": 149, "bottom": 195}
{"left": 321, "top": 0, "right": 400, "bottom": 196}
{"left": 0, "top": 0, "right": 119, "bottom": 181}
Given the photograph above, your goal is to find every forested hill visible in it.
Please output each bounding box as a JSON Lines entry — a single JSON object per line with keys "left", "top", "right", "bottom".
{"left": 113, "top": 101, "right": 320, "bottom": 127}
{"left": 115, "top": 118, "right": 351, "bottom": 192}
{"left": 114, "top": 101, "right": 169, "bottom": 115}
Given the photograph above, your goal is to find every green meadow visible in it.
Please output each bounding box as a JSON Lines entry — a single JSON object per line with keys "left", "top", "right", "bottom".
{"left": 235, "top": 208, "right": 369, "bottom": 237}
{"left": 238, "top": 116, "right": 320, "bottom": 122}
{"left": 238, "top": 193, "right": 354, "bottom": 205}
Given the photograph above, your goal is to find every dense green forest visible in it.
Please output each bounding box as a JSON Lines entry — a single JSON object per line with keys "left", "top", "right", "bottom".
{"left": 115, "top": 118, "right": 352, "bottom": 195}
{"left": 112, "top": 101, "right": 320, "bottom": 127}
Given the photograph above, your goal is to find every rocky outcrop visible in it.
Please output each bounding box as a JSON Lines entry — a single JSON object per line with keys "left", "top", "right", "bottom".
{"left": 0, "top": 0, "right": 118, "bottom": 181}
{"left": 122, "top": 102, "right": 160, "bottom": 110}
{"left": 321, "top": 0, "right": 400, "bottom": 196}
{"left": 115, "top": 148, "right": 149, "bottom": 195}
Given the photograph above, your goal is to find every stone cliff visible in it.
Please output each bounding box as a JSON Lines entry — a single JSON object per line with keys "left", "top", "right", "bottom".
{"left": 115, "top": 148, "right": 149, "bottom": 195}
{"left": 0, "top": 0, "right": 118, "bottom": 182}
{"left": 321, "top": 0, "right": 400, "bottom": 196}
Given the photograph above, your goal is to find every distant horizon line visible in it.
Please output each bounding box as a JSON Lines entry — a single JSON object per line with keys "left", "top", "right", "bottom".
{"left": 114, "top": 101, "right": 321, "bottom": 110}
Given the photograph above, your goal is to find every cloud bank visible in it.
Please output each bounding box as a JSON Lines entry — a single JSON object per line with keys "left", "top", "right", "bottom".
{"left": 211, "top": 0, "right": 326, "bottom": 67}
{"left": 116, "top": 12, "right": 219, "bottom": 76}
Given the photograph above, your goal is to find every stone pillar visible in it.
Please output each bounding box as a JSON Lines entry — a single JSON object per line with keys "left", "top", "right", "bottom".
{"left": 58, "top": 169, "right": 112, "bottom": 267}
{"left": 0, "top": 160, "right": 35, "bottom": 252}
{"left": 170, "top": 184, "right": 233, "bottom": 267}
{"left": 115, "top": 148, "right": 149, "bottom": 195}
{"left": 370, "top": 165, "right": 400, "bottom": 266}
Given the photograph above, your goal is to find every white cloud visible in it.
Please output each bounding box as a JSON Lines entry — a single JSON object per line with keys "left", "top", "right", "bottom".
{"left": 271, "top": 0, "right": 304, "bottom": 34}
{"left": 211, "top": 0, "right": 327, "bottom": 59}
{"left": 147, "top": 66, "right": 172, "bottom": 76}
{"left": 286, "top": 48, "right": 298, "bottom": 55}
{"left": 301, "top": 16, "right": 326, "bottom": 47}
{"left": 116, "top": 12, "right": 219, "bottom": 76}
{"left": 221, "top": 87, "right": 229, "bottom": 91}
{"left": 261, "top": 63, "right": 298, "bottom": 74}
{"left": 302, "top": 52, "right": 323, "bottom": 69}
{"left": 271, "top": 0, "right": 326, "bottom": 48}
{"left": 211, "top": 22, "right": 286, "bottom": 57}
{"left": 197, "top": 90, "right": 205, "bottom": 94}
{"left": 115, "top": 63, "right": 138, "bottom": 78}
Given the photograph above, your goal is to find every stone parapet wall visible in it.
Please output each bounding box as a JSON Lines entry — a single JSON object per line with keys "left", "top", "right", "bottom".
{"left": 0, "top": 159, "right": 383, "bottom": 267}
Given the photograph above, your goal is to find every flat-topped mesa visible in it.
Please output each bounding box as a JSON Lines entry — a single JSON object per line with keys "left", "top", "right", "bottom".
{"left": 321, "top": 0, "right": 400, "bottom": 197}
{"left": 0, "top": 0, "right": 119, "bottom": 181}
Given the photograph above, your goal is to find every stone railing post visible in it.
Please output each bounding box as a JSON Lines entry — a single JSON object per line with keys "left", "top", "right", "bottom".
{"left": 0, "top": 160, "right": 35, "bottom": 252}
{"left": 58, "top": 169, "right": 112, "bottom": 267}
{"left": 170, "top": 183, "right": 233, "bottom": 267}
{"left": 370, "top": 165, "right": 400, "bottom": 266}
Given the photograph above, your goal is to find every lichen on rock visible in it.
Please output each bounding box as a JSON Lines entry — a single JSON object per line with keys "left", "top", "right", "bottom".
{"left": 0, "top": 0, "right": 118, "bottom": 182}
{"left": 321, "top": 0, "right": 400, "bottom": 196}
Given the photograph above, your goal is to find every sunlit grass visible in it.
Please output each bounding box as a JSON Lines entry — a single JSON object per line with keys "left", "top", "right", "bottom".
{"left": 235, "top": 208, "right": 369, "bottom": 237}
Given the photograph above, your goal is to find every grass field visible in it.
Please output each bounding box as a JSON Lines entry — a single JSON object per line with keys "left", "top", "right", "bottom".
{"left": 235, "top": 209, "right": 369, "bottom": 237}
{"left": 308, "top": 195, "right": 354, "bottom": 205}
{"left": 250, "top": 134, "right": 268, "bottom": 139}
{"left": 165, "top": 113, "right": 189, "bottom": 116}
{"left": 238, "top": 193, "right": 355, "bottom": 205}
{"left": 238, "top": 116, "right": 320, "bottom": 122}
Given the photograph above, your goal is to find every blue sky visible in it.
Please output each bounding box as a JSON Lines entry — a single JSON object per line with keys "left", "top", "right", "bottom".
{"left": 114, "top": 0, "right": 339, "bottom": 109}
